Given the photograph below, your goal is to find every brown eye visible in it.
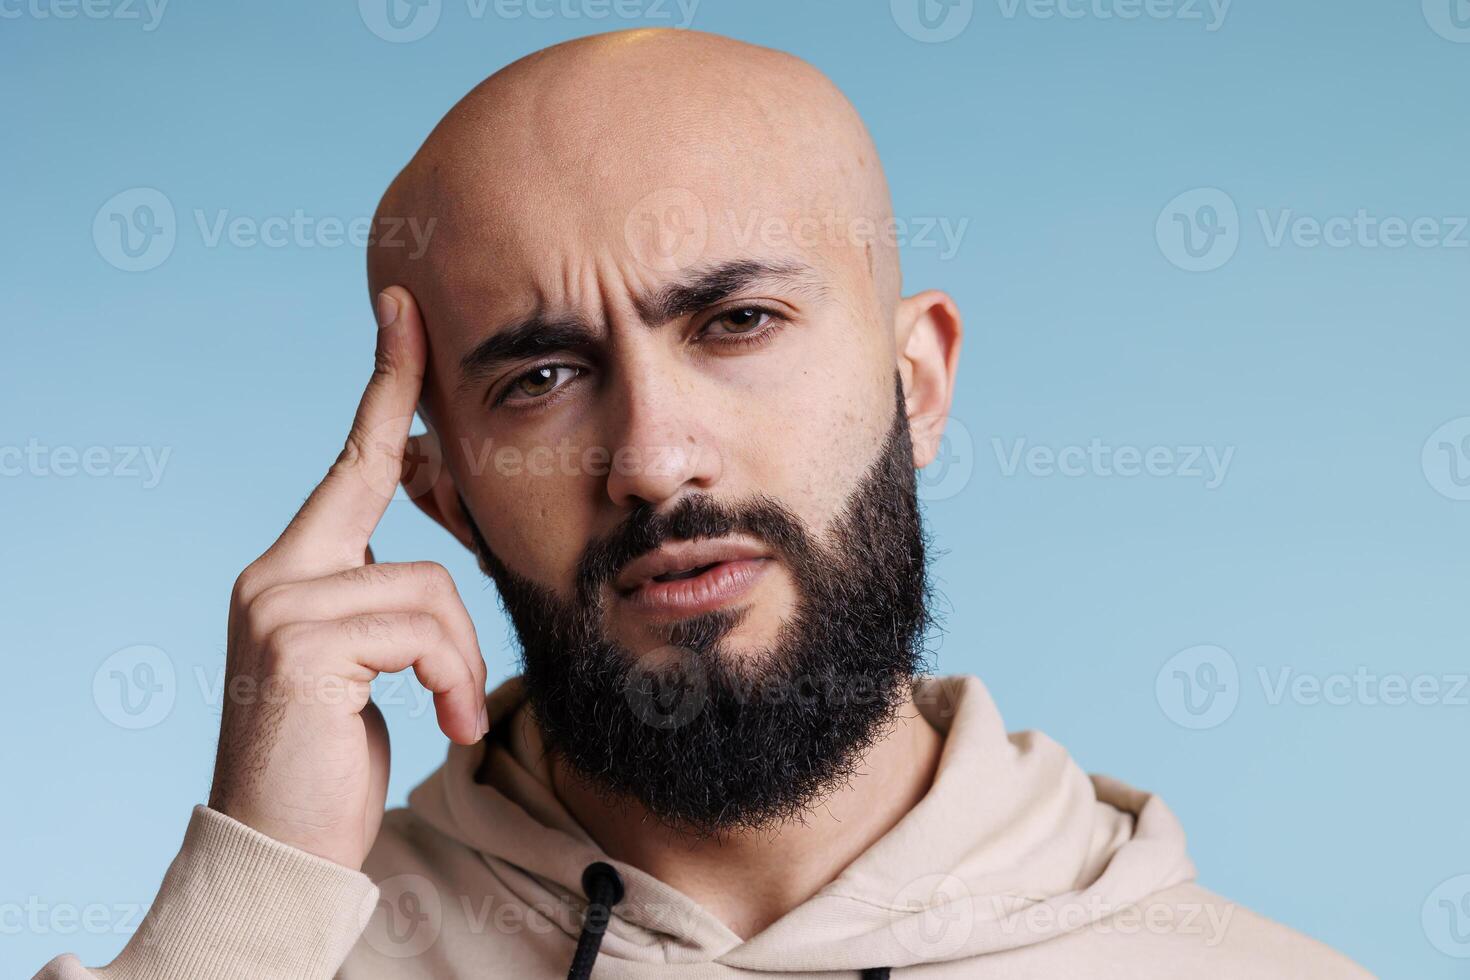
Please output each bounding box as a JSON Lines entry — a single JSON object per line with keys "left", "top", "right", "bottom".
{"left": 504, "top": 365, "right": 576, "bottom": 403}
{"left": 709, "top": 308, "right": 771, "bottom": 335}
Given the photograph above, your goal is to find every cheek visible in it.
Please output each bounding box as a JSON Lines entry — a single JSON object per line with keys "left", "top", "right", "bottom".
{"left": 452, "top": 435, "right": 599, "bottom": 591}
{"left": 741, "top": 343, "right": 893, "bottom": 538}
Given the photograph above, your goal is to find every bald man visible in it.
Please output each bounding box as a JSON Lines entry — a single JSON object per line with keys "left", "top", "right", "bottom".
{"left": 39, "top": 29, "right": 1368, "bottom": 980}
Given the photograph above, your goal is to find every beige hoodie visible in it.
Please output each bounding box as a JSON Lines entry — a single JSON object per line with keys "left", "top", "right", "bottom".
{"left": 36, "top": 675, "right": 1372, "bottom": 979}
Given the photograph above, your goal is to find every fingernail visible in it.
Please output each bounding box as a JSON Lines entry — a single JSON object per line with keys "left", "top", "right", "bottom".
{"left": 478, "top": 705, "right": 490, "bottom": 738}
{"left": 376, "top": 291, "right": 399, "bottom": 330}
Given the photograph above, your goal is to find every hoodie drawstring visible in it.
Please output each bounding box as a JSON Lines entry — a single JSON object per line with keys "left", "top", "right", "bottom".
{"left": 567, "top": 862, "right": 625, "bottom": 980}
{"left": 565, "top": 861, "right": 892, "bottom": 979}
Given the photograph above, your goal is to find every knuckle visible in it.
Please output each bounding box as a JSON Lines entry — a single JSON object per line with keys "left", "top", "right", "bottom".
{"left": 410, "top": 561, "right": 453, "bottom": 596}
{"left": 342, "top": 562, "right": 389, "bottom": 588}
{"left": 262, "top": 621, "right": 311, "bottom": 668}
{"left": 335, "top": 432, "right": 366, "bottom": 471}
{"left": 372, "top": 345, "right": 397, "bottom": 380}
{"left": 341, "top": 613, "right": 391, "bottom": 641}
{"left": 246, "top": 583, "right": 290, "bottom": 628}
{"left": 231, "top": 562, "right": 266, "bottom": 607}
{"left": 406, "top": 610, "right": 441, "bottom": 642}
{"left": 239, "top": 613, "right": 273, "bottom": 651}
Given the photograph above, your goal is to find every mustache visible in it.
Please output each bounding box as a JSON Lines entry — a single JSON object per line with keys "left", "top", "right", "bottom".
{"left": 574, "top": 493, "right": 816, "bottom": 606}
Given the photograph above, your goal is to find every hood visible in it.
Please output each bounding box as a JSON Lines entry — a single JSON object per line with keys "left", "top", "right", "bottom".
{"left": 404, "top": 674, "right": 1196, "bottom": 972}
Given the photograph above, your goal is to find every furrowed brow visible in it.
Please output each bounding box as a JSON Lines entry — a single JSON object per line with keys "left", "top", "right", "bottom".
{"left": 634, "top": 259, "right": 826, "bottom": 325}
{"left": 456, "top": 312, "right": 598, "bottom": 394}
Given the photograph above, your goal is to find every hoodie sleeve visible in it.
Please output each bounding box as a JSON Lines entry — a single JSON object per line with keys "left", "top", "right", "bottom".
{"left": 32, "top": 805, "right": 381, "bottom": 980}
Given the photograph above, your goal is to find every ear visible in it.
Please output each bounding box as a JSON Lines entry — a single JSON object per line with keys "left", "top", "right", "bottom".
{"left": 401, "top": 427, "right": 477, "bottom": 551}
{"left": 893, "top": 289, "right": 963, "bottom": 469}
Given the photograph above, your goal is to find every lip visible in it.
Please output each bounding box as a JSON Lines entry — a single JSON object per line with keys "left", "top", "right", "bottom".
{"left": 613, "top": 536, "right": 774, "bottom": 618}
{"left": 613, "top": 536, "right": 772, "bottom": 593}
{"left": 618, "top": 555, "right": 774, "bottom": 618}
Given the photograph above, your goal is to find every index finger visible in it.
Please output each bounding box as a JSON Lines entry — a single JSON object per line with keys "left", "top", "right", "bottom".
{"left": 274, "top": 286, "right": 427, "bottom": 574}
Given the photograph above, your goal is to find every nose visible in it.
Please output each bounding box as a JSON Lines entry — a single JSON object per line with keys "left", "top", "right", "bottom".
{"left": 602, "top": 366, "right": 723, "bottom": 510}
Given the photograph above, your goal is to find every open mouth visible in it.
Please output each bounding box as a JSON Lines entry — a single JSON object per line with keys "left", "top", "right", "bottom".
{"left": 650, "top": 562, "right": 722, "bottom": 583}
{"left": 618, "top": 556, "right": 774, "bottom": 618}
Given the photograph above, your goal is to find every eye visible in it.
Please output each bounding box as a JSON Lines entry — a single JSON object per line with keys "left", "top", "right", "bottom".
{"left": 705, "top": 307, "right": 773, "bottom": 337}
{"left": 499, "top": 364, "right": 580, "bottom": 405}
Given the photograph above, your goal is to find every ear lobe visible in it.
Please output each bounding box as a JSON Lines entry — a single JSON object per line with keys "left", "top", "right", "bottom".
{"left": 402, "top": 430, "right": 476, "bottom": 551}
{"left": 894, "top": 289, "right": 963, "bottom": 470}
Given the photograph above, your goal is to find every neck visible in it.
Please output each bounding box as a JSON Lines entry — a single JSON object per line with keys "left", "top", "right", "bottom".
{"left": 550, "top": 692, "right": 944, "bottom": 939}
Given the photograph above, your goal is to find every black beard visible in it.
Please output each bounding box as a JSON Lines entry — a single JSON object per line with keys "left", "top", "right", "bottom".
{"left": 460, "top": 376, "right": 934, "bottom": 836}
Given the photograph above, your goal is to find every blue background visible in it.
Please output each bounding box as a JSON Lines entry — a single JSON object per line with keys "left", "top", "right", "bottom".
{"left": 3, "top": 1, "right": 1467, "bottom": 976}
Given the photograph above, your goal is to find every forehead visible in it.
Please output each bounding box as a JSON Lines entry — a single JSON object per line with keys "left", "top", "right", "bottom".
{"left": 414, "top": 155, "right": 877, "bottom": 351}
{"left": 410, "top": 71, "right": 882, "bottom": 311}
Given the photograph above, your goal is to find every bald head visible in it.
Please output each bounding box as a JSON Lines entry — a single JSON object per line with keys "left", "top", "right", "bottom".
{"left": 368, "top": 28, "right": 902, "bottom": 368}
{"left": 362, "top": 27, "right": 961, "bottom": 709}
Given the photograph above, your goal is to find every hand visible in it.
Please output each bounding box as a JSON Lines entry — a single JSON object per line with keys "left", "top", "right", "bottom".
{"left": 208, "top": 287, "right": 487, "bottom": 870}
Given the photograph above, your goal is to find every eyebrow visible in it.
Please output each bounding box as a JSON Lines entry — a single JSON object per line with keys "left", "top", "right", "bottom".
{"left": 456, "top": 259, "right": 825, "bottom": 394}
{"left": 456, "top": 312, "right": 598, "bottom": 395}
{"left": 633, "top": 258, "right": 825, "bottom": 324}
